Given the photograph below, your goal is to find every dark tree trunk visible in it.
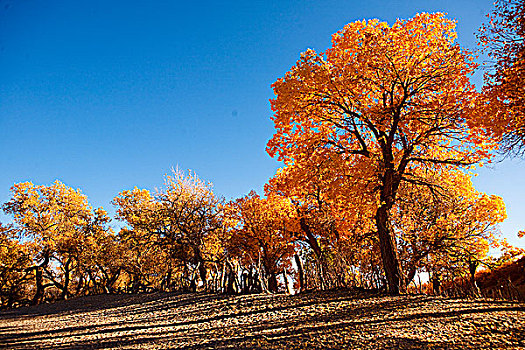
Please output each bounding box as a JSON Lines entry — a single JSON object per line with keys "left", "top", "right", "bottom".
{"left": 32, "top": 267, "right": 44, "bottom": 305}
{"left": 31, "top": 250, "right": 50, "bottom": 305}
{"left": 268, "top": 272, "right": 278, "bottom": 293}
{"left": 405, "top": 263, "right": 418, "bottom": 288}
{"left": 299, "top": 217, "right": 323, "bottom": 259}
{"left": 59, "top": 258, "right": 72, "bottom": 300}
{"left": 371, "top": 113, "right": 415, "bottom": 295}
{"left": 75, "top": 273, "right": 85, "bottom": 295}
{"left": 432, "top": 272, "right": 441, "bottom": 295}
{"left": 299, "top": 217, "right": 330, "bottom": 289}
{"left": 376, "top": 204, "right": 404, "bottom": 295}
{"left": 163, "top": 269, "right": 172, "bottom": 292}
{"left": 294, "top": 254, "right": 305, "bottom": 293}
{"left": 468, "top": 260, "right": 478, "bottom": 285}
{"left": 222, "top": 259, "right": 237, "bottom": 294}
{"left": 376, "top": 163, "right": 403, "bottom": 294}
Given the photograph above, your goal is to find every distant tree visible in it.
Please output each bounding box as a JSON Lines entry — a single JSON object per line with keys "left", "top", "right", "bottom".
{"left": 2, "top": 181, "right": 111, "bottom": 303}
{"left": 113, "top": 169, "right": 224, "bottom": 292}
{"left": 478, "top": 0, "right": 525, "bottom": 155}
{"left": 76, "top": 208, "right": 121, "bottom": 295}
{"left": 266, "top": 163, "right": 377, "bottom": 290}
{"left": 112, "top": 187, "right": 168, "bottom": 292}
{"left": 226, "top": 191, "right": 296, "bottom": 293}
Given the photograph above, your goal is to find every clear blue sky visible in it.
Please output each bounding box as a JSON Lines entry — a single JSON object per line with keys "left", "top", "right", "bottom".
{"left": 0, "top": 0, "right": 523, "bottom": 248}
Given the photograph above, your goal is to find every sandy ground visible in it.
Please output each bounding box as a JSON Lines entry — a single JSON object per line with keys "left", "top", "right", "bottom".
{"left": 0, "top": 289, "right": 524, "bottom": 349}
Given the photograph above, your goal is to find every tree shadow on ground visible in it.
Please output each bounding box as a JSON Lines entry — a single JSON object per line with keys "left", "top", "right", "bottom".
{"left": 1, "top": 288, "right": 524, "bottom": 350}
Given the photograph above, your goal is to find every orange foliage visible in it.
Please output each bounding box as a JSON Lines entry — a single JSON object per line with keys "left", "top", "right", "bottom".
{"left": 394, "top": 168, "right": 506, "bottom": 285}
{"left": 267, "top": 13, "right": 497, "bottom": 294}
{"left": 2, "top": 181, "right": 113, "bottom": 303}
{"left": 226, "top": 191, "right": 296, "bottom": 292}
{"left": 478, "top": 0, "right": 525, "bottom": 155}
{"left": 113, "top": 169, "right": 225, "bottom": 292}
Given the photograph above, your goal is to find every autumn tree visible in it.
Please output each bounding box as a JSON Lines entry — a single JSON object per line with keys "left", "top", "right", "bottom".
{"left": 226, "top": 191, "right": 296, "bottom": 292}
{"left": 113, "top": 169, "right": 224, "bottom": 292}
{"left": 2, "top": 181, "right": 112, "bottom": 303}
{"left": 267, "top": 13, "right": 496, "bottom": 294}
{"left": 478, "top": 0, "right": 525, "bottom": 155}
{"left": 393, "top": 168, "right": 506, "bottom": 291}
{"left": 74, "top": 208, "right": 121, "bottom": 295}
{"left": 266, "top": 162, "right": 377, "bottom": 290}
{"left": 0, "top": 223, "right": 33, "bottom": 308}
{"left": 112, "top": 188, "right": 167, "bottom": 291}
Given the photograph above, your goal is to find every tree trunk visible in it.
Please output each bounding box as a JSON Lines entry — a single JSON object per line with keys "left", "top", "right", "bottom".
{"left": 468, "top": 259, "right": 478, "bottom": 285}
{"left": 226, "top": 266, "right": 235, "bottom": 294}
{"left": 32, "top": 267, "right": 44, "bottom": 305}
{"left": 31, "top": 250, "right": 50, "bottom": 305}
{"left": 376, "top": 204, "right": 404, "bottom": 295}
{"left": 283, "top": 269, "right": 293, "bottom": 294}
{"left": 294, "top": 254, "right": 305, "bottom": 293}
{"left": 432, "top": 272, "right": 441, "bottom": 295}
{"left": 59, "top": 258, "right": 72, "bottom": 300}
{"left": 318, "top": 260, "right": 326, "bottom": 290}
{"left": 195, "top": 250, "right": 207, "bottom": 290}
{"left": 299, "top": 217, "right": 323, "bottom": 259}
{"left": 75, "top": 274, "right": 85, "bottom": 295}
{"left": 405, "top": 264, "right": 417, "bottom": 288}
{"left": 268, "top": 272, "right": 278, "bottom": 293}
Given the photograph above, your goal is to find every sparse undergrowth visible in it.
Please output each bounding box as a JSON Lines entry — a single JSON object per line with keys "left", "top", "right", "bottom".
{"left": 0, "top": 289, "right": 523, "bottom": 349}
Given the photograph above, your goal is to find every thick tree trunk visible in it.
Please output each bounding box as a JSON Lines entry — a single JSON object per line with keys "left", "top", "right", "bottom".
{"left": 375, "top": 153, "right": 406, "bottom": 295}
{"left": 59, "top": 270, "right": 70, "bottom": 300}
{"left": 432, "top": 272, "right": 441, "bottom": 295}
{"left": 468, "top": 259, "right": 478, "bottom": 285}
{"left": 376, "top": 204, "right": 404, "bottom": 295}
{"left": 268, "top": 272, "right": 278, "bottom": 293}
{"left": 299, "top": 217, "right": 323, "bottom": 259}
{"left": 222, "top": 259, "right": 237, "bottom": 294}
{"left": 32, "top": 267, "right": 44, "bottom": 305}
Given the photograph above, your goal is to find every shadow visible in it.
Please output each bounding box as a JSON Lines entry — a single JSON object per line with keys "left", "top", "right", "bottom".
{"left": 0, "top": 291, "right": 218, "bottom": 319}
{"left": 1, "top": 289, "right": 523, "bottom": 350}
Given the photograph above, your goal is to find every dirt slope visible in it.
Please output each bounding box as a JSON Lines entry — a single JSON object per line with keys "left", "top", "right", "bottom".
{"left": 0, "top": 289, "right": 523, "bottom": 349}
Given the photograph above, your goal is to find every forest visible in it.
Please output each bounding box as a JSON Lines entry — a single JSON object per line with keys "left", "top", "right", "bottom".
{"left": 1, "top": 2, "right": 525, "bottom": 310}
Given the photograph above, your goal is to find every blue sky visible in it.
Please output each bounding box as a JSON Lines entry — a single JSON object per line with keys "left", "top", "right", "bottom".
{"left": 0, "top": 0, "right": 523, "bottom": 248}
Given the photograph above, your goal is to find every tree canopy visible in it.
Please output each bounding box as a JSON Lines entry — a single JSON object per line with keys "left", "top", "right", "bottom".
{"left": 267, "top": 13, "right": 498, "bottom": 294}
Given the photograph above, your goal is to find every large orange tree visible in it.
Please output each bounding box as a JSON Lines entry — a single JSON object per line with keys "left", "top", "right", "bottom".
{"left": 267, "top": 13, "right": 495, "bottom": 294}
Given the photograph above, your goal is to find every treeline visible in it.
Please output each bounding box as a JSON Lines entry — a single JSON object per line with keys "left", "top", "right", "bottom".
{"left": 0, "top": 167, "right": 522, "bottom": 309}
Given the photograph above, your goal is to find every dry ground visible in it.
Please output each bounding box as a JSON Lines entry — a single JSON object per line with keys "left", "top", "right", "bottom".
{"left": 0, "top": 289, "right": 524, "bottom": 349}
